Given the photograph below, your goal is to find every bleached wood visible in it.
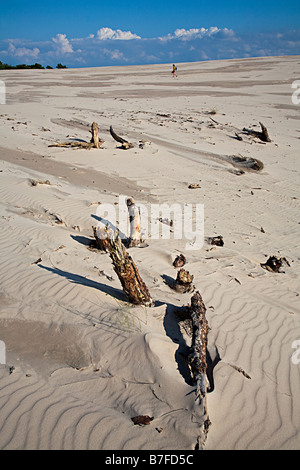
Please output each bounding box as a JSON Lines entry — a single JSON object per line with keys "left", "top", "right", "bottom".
{"left": 126, "top": 197, "right": 142, "bottom": 247}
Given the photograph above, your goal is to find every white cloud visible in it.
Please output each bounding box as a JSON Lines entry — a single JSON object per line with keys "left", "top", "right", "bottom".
{"left": 103, "top": 48, "right": 127, "bottom": 61}
{"left": 6, "top": 42, "right": 40, "bottom": 58}
{"left": 174, "top": 27, "right": 209, "bottom": 38}
{"left": 96, "top": 27, "right": 141, "bottom": 40}
{"left": 161, "top": 27, "right": 235, "bottom": 41}
{"left": 52, "top": 33, "right": 74, "bottom": 53}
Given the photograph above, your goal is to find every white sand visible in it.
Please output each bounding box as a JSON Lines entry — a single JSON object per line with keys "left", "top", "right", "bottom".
{"left": 0, "top": 56, "right": 299, "bottom": 450}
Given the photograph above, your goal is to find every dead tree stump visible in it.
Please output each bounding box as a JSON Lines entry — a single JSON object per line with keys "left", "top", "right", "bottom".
{"left": 188, "top": 291, "right": 211, "bottom": 430}
{"left": 173, "top": 268, "right": 194, "bottom": 293}
{"left": 92, "top": 225, "right": 114, "bottom": 253}
{"left": 90, "top": 121, "right": 101, "bottom": 148}
{"left": 126, "top": 197, "right": 142, "bottom": 247}
{"left": 108, "top": 235, "right": 153, "bottom": 306}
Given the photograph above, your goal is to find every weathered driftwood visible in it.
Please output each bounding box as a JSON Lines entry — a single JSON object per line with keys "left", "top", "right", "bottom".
{"left": 228, "top": 363, "right": 251, "bottom": 379}
{"left": 242, "top": 122, "right": 271, "bottom": 142}
{"left": 110, "top": 126, "right": 133, "bottom": 149}
{"left": 131, "top": 415, "right": 153, "bottom": 426}
{"left": 48, "top": 141, "right": 94, "bottom": 149}
{"left": 173, "top": 254, "right": 186, "bottom": 268}
{"left": 126, "top": 197, "right": 142, "bottom": 247}
{"left": 230, "top": 155, "right": 264, "bottom": 171}
{"left": 158, "top": 217, "right": 173, "bottom": 227}
{"left": 207, "top": 235, "right": 224, "bottom": 247}
{"left": 173, "top": 268, "right": 194, "bottom": 293}
{"left": 108, "top": 235, "right": 153, "bottom": 306}
{"left": 29, "top": 178, "right": 51, "bottom": 186}
{"left": 188, "top": 291, "right": 211, "bottom": 430}
{"left": 49, "top": 122, "right": 103, "bottom": 149}
{"left": 234, "top": 132, "right": 243, "bottom": 141}
{"left": 261, "top": 255, "right": 290, "bottom": 273}
{"left": 90, "top": 121, "right": 101, "bottom": 148}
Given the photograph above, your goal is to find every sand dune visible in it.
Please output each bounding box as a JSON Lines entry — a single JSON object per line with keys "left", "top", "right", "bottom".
{"left": 0, "top": 56, "right": 299, "bottom": 450}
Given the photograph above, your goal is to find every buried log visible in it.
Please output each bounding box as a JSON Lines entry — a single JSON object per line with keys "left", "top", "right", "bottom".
{"left": 229, "top": 155, "right": 264, "bottom": 172}
{"left": 110, "top": 126, "right": 133, "bottom": 149}
{"left": 49, "top": 122, "right": 103, "bottom": 149}
{"left": 187, "top": 291, "right": 211, "bottom": 430}
{"left": 108, "top": 235, "right": 153, "bottom": 306}
{"left": 242, "top": 122, "right": 271, "bottom": 142}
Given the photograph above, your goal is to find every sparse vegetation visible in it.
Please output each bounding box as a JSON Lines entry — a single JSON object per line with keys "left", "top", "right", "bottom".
{"left": 0, "top": 61, "right": 67, "bottom": 70}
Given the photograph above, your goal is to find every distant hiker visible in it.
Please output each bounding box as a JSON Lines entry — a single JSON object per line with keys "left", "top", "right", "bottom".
{"left": 172, "top": 64, "right": 177, "bottom": 77}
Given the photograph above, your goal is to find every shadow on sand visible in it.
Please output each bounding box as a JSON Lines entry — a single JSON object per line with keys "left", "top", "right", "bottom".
{"left": 38, "top": 264, "right": 126, "bottom": 302}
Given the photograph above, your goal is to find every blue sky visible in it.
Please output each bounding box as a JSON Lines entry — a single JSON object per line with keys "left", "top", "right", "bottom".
{"left": 1, "top": 0, "right": 300, "bottom": 67}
